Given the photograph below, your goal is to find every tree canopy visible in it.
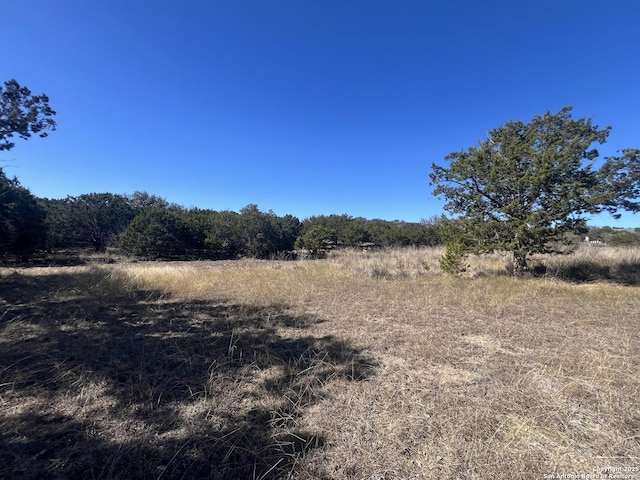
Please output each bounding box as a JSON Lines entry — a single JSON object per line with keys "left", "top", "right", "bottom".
{"left": 120, "top": 208, "right": 190, "bottom": 257}
{"left": 0, "top": 79, "right": 445, "bottom": 262}
{"left": 0, "top": 79, "right": 57, "bottom": 152}
{"left": 597, "top": 148, "right": 640, "bottom": 216}
{"left": 66, "top": 193, "right": 136, "bottom": 252}
{"left": 0, "top": 79, "right": 55, "bottom": 260}
{"left": 430, "top": 107, "right": 639, "bottom": 273}
{"left": 0, "top": 170, "right": 47, "bottom": 259}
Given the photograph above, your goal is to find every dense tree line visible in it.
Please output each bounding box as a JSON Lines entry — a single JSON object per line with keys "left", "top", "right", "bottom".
{"left": 586, "top": 226, "right": 640, "bottom": 246}
{"left": 295, "top": 214, "right": 441, "bottom": 255}
{"left": 3, "top": 81, "right": 639, "bottom": 266}
{"left": 1, "top": 186, "right": 445, "bottom": 261}
{"left": 5, "top": 186, "right": 636, "bottom": 263}
{"left": 0, "top": 78, "right": 441, "bottom": 261}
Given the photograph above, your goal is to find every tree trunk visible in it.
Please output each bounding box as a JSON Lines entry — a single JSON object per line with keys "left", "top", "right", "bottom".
{"left": 512, "top": 254, "right": 528, "bottom": 276}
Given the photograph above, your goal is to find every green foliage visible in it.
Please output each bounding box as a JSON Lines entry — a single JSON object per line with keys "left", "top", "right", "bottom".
{"left": 366, "top": 219, "right": 395, "bottom": 246}
{"left": 397, "top": 222, "right": 440, "bottom": 246}
{"left": 0, "top": 169, "right": 46, "bottom": 259}
{"left": 0, "top": 80, "right": 55, "bottom": 260}
{"left": 65, "top": 193, "right": 136, "bottom": 252}
{"left": 438, "top": 242, "right": 468, "bottom": 274}
{"left": 430, "top": 107, "right": 637, "bottom": 273}
{"left": 272, "top": 213, "right": 302, "bottom": 253}
{"left": 126, "top": 191, "right": 171, "bottom": 212}
{"left": 299, "top": 215, "right": 348, "bottom": 247}
{"left": 40, "top": 193, "right": 135, "bottom": 252}
{"left": 239, "top": 204, "right": 276, "bottom": 257}
{"left": 238, "top": 205, "right": 300, "bottom": 258}
{"left": 120, "top": 205, "right": 302, "bottom": 260}
{"left": 203, "top": 210, "right": 244, "bottom": 258}
{"left": 120, "top": 209, "right": 190, "bottom": 257}
{"left": 295, "top": 224, "right": 335, "bottom": 256}
{"left": 40, "top": 197, "right": 81, "bottom": 250}
{"left": 298, "top": 215, "right": 441, "bottom": 252}
{"left": 596, "top": 148, "right": 640, "bottom": 216}
{"left": 585, "top": 225, "right": 640, "bottom": 245}
{"left": 607, "top": 231, "right": 640, "bottom": 247}
{"left": 0, "top": 79, "right": 56, "bottom": 152}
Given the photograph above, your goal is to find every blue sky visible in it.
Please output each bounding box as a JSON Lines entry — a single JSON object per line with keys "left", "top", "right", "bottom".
{"left": 2, "top": 1, "right": 639, "bottom": 226}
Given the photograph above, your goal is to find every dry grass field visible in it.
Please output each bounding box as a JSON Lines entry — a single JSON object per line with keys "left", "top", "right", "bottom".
{"left": 1, "top": 246, "right": 639, "bottom": 479}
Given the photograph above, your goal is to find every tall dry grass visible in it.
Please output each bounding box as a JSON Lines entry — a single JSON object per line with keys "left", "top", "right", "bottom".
{"left": 328, "top": 244, "right": 640, "bottom": 283}
{"left": 538, "top": 245, "right": 640, "bottom": 283}
{"left": 1, "top": 247, "right": 639, "bottom": 478}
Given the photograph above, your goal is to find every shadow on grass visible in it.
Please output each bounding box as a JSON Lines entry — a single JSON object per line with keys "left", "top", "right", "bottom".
{"left": 544, "top": 260, "right": 640, "bottom": 285}
{"left": 0, "top": 268, "right": 376, "bottom": 479}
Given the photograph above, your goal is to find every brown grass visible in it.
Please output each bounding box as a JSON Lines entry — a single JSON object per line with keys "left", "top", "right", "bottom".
{"left": 1, "top": 247, "right": 639, "bottom": 479}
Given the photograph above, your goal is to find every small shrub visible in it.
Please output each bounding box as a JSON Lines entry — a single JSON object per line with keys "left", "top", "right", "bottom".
{"left": 439, "top": 242, "right": 468, "bottom": 274}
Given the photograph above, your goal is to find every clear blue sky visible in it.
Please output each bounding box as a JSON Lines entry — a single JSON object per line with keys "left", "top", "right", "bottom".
{"left": 2, "top": 1, "right": 639, "bottom": 226}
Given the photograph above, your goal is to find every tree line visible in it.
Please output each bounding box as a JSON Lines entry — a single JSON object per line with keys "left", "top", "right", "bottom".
{"left": 2, "top": 79, "right": 639, "bottom": 271}
{"left": 1, "top": 188, "right": 443, "bottom": 261}
{"left": 0, "top": 79, "right": 442, "bottom": 261}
